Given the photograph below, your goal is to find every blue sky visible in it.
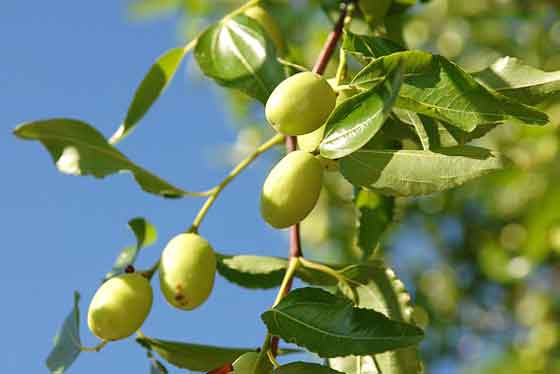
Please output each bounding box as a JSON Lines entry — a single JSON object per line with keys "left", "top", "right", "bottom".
{"left": 1, "top": 1, "right": 295, "bottom": 372}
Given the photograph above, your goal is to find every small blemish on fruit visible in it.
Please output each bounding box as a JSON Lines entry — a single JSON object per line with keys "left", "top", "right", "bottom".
{"left": 125, "top": 265, "right": 135, "bottom": 273}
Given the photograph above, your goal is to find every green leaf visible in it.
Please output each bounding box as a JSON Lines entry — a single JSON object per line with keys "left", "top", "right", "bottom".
{"left": 46, "top": 292, "right": 81, "bottom": 374}
{"left": 342, "top": 31, "right": 405, "bottom": 62}
{"left": 421, "top": 117, "right": 497, "bottom": 148}
{"left": 110, "top": 47, "right": 187, "bottom": 144}
{"left": 149, "top": 353, "right": 169, "bottom": 374}
{"left": 105, "top": 217, "right": 158, "bottom": 280}
{"left": 320, "top": 63, "right": 404, "bottom": 159}
{"left": 216, "top": 253, "right": 288, "bottom": 289}
{"left": 392, "top": 109, "right": 430, "bottom": 150}
{"left": 354, "top": 189, "right": 394, "bottom": 261}
{"left": 352, "top": 51, "right": 549, "bottom": 131}
{"left": 340, "top": 146, "right": 506, "bottom": 196}
{"left": 194, "top": 15, "right": 284, "bottom": 104}
{"left": 14, "top": 119, "right": 199, "bottom": 198}
{"left": 358, "top": 1, "right": 393, "bottom": 26}
{"left": 261, "top": 287, "right": 424, "bottom": 358}
{"left": 330, "top": 266, "right": 423, "bottom": 374}
{"left": 275, "top": 362, "right": 343, "bottom": 374}
{"left": 473, "top": 56, "right": 560, "bottom": 107}
{"left": 216, "top": 253, "right": 383, "bottom": 289}
{"left": 137, "top": 336, "right": 297, "bottom": 371}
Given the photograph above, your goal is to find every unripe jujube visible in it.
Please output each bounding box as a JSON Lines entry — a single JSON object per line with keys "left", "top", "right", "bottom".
{"left": 265, "top": 72, "right": 336, "bottom": 136}
{"left": 244, "top": 6, "right": 284, "bottom": 53}
{"left": 87, "top": 273, "right": 153, "bottom": 341}
{"left": 261, "top": 150, "right": 323, "bottom": 228}
{"left": 297, "top": 78, "right": 358, "bottom": 151}
{"left": 159, "top": 233, "right": 216, "bottom": 310}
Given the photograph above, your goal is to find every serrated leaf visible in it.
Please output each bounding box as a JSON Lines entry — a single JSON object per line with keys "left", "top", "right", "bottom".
{"left": 330, "top": 266, "right": 423, "bottom": 374}
{"left": 473, "top": 56, "right": 560, "bottom": 106}
{"left": 110, "top": 47, "right": 187, "bottom": 144}
{"left": 137, "top": 336, "right": 298, "bottom": 372}
{"left": 14, "top": 119, "right": 199, "bottom": 198}
{"left": 340, "top": 146, "right": 506, "bottom": 196}
{"left": 275, "top": 362, "right": 343, "bottom": 374}
{"left": 194, "top": 15, "right": 284, "bottom": 103}
{"left": 261, "top": 287, "right": 423, "bottom": 358}
{"left": 352, "top": 51, "right": 548, "bottom": 131}
{"left": 105, "top": 217, "right": 158, "bottom": 280}
{"left": 354, "top": 189, "right": 394, "bottom": 260}
{"left": 342, "top": 31, "right": 405, "bottom": 62}
{"left": 320, "top": 63, "right": 404, "bottom": 159}
{"left": 46, "top": 292, "right": 81, "bottom": 374}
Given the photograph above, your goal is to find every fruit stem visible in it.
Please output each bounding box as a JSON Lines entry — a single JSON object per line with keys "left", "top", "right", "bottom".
{"left": 298, "top": 257, "right": 351, "bottom": 290}
{"left": 189, "top": 133, "right": 285, "bottom": 233}
{"left": 272, "top": 1, "right": 351, "bottom": 356}
{"left": 80, "top": 340, "right": 108, "bottom": 353}
{"left": 272, "top": 257, "right": 300, "bottom": 307}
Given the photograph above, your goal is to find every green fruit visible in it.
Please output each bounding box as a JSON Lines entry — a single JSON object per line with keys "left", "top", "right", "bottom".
{"left": 244, "top": 6, "right": 284, "bottom": 53}
{"left": 159, "top": 233, "right": 216, "bottom": 310}
{"left": 261, "top": 150, "right": 323, "bottom": 228}
{"left": 265, "top": 72, "right": 336, "bottom": 136}
{"left": 87, "top": 273, "right": 153, "bottom": 341}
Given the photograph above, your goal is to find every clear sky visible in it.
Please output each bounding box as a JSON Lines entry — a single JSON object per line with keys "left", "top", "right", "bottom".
{"left": 1, "top": 1, "right": 296, "bottom": 372}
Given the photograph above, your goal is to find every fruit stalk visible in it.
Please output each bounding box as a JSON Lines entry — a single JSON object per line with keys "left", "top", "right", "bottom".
{"left": 271, "top": 0, "right": 349, "bottom": 356}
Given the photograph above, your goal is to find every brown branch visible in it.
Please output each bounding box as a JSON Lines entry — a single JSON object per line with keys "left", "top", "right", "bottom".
{"left": 272, "top": 0, "right": 349, "bottom": 356}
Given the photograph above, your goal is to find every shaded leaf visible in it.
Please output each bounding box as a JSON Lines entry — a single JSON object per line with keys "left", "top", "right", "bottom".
{"left": 137, "top": 336, "right": 298, "bottom": 371}
{"left": 194, "top": 15, "right": 284, "bottom": 103}
{"left": 353, "top": 51, "right": 548, "bottom": 131}
{"left": 342, "top": 31, "right": 405, "bottom": 62}
{"left": 261, "top": 287, "right": 424, "bottom": 358}
{"left": 46, "top": 292, "right": 81, "bottom": 374}
{"left": 354, "top": 189, "right": 394, "bottom": 260}
{"left": 105, "top": 217, "right": 158, "bottom": 280}
{"left": 14, "top": 119, "right": 199, "bottom": 198}
{"left": 320, "top": 63, "right": 404, "bottom": 159}
{"left": 330, "top": 266, "right": 423, "bottom": 374}
{"left": 392, "top": 109, "right": 429, "bottom": 150}
{"left": 110, "top": 47, "right": 187, "bottom": 144}
{"left": 275, "top": 362, "right": 343, "bottom": 374}
{"left": 149, "top": 351, "right": 169, "bottom": 374}
{"left": 340, "top": 146, "right": 506, "bottom": 196}
{"left": 473, "top": 56, "right": 560, "bottom": 106}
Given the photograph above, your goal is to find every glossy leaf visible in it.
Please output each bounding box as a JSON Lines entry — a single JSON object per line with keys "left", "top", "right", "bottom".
{"left": 137, "top": 336, "right": 297, "bottom": 371}
{"left": 320, "top": 63, "right": 404, "bottom": 159}
{"left": 352, "top": 51, "right": 548, "bottom": 131}
{"left": 354, "top": 188, "right": 394, "bottom": 260}
{"left": 46, "top": 292, "right": 81, "bottom": 374}
{"left": 261, "top": 287, "right": 424, "bottom": 358}
{"left": 194, "top": 15, "right": 284, "bottom": 103}
{"left": 275, "top": 362, "right": 343, "bottom": 374}
{"left": 330, "top": 266, "right": 423, "bottom": 374}
{"left": 216, "top": 253, "right": 287, "bottom": 289}
{"left": 340, "top": 146, "right": 506, "bottom": 196}
{"left": 14, "top": 119, "right": 198, "bottom": 198}
{"left": 105, "top": 217, "right": 158, "bottom": 280}
{"left": 474, "top": 56, "right": 560, "bottom": 106}
{"left": 342, "top": 30, "right": 405, "bottom": 62}
{"left": 110, "top": 47, "right": 187, "bottom": 144}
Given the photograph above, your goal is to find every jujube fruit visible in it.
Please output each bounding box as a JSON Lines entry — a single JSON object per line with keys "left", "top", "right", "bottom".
{"left": 265, "top": 72, "right": 336, "bottom": 136}
{"left": 261, "top": 150, "right": 323, "bottom": 228}
{"left": 244, "top": 6, "right": 284, "bottom": 53}
{"left": 87, "top": 273, "right": 153, "bottom": 341}
{"left": 159, "top": 233, "right": 216, "bottom": 310}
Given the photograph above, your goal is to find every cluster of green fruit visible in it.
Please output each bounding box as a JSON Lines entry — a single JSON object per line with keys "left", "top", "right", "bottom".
{"left": 261, "top": 72, "right": 339, "bottom": 228}
{"left": 88, "top": 233, "right": 216, "bottom": 341}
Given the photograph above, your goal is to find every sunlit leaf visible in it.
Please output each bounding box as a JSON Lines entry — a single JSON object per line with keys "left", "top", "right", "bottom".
{"left": 354, "top": 188, "right": 394, "bottom": 260}
{"left": 194, "top": 15, "right": 284, "bottom": 103}
{"left": 340, "top": 146, "right": 506, "bottom": 196}
{"left": 46, "top": 292, "right": 81, "bottom": 374}
{"left": 14, "top": 119, "right": 199, "bottom": 198}
{"left": 110, "top": 47, "right": 187, "bottom": 144}
{"left": 275, "top": 362, "right": 343, "bottom": 374}
{"left": 353, "top": 51, "right": 548, "bottom": 131}
{"left": 261, "top": 287, "right": 424, "bottom": 357}
{"left": 342, "top": 30, "right": 405, "bottom": 62}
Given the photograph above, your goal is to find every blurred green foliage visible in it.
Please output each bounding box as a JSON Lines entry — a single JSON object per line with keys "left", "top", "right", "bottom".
{"left": 128, "top": 0, "right": 560, "bottom": 372}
